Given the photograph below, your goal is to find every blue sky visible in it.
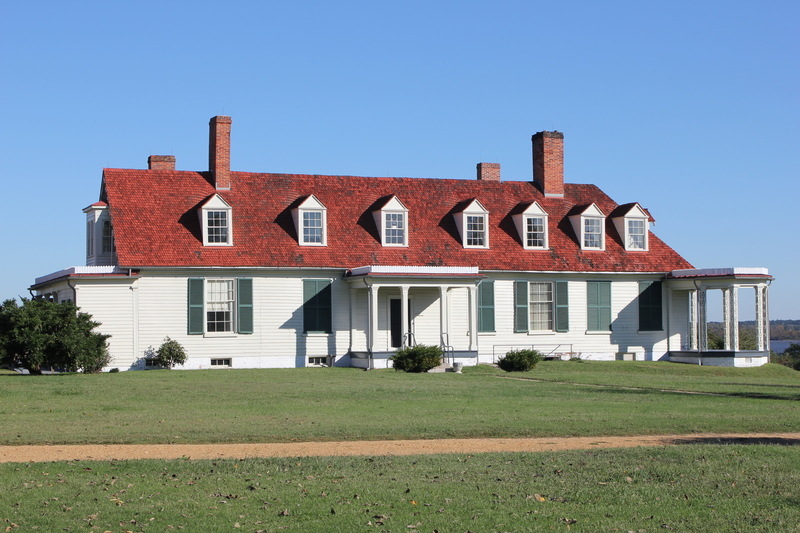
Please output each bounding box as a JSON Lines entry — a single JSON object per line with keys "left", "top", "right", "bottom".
{"left": 1, "top": 1, "right": 797, "bottom": 320}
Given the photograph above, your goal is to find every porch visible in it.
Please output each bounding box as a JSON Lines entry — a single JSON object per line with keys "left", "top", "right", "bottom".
{"left": 345, "top": 265, "right": 482, "bottom": 369}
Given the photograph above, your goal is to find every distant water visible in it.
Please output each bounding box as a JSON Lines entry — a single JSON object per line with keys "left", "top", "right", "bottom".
{"left": 770, "top": 340, "right": 800, "bottom": 354}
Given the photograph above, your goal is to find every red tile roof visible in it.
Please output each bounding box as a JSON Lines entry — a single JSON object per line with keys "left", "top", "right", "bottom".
{"left": 101, "top": 169, "right": 692, "bottom": 272}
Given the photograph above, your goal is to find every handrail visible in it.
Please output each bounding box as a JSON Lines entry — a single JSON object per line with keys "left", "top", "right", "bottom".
{"left": 440, "top": 333, "right": 455, "bottom": 364}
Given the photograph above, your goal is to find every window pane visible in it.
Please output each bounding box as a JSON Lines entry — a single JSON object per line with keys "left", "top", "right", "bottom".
{"left": 303, "top": 211, "right": 323, "bottom": 243}
{"left": 466, "top": 215, "right": 485, "bottom": 246}
{"left": 584, "top": 218, "right": 601, "bottom": 248}
{"left": 206, "top": 279, "right": 233, "bottom": 332}
{"left": 385, "top": 212, "right": 405, "bottom": 244}
{"left": 529, "top": 282, "right": 553, "bottom": 331}
{"left": 207, "top": 211, "right": 229, "bottom": 243}
{"left": 526, "top": 217, "right": 545, "bottom": 247}
{"left": 628, "top": 219, "right": 645, "bottom": 249}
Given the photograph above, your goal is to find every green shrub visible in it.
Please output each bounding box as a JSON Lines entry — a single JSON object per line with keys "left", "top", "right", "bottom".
{"left": 145, "top": 337, "right": 188, "bottom": 369}
{"left": 772, "top": 343, "right": 800, "bottom": 371}
{"left": 391, "top": 344, "right": 443, "bottom": 373}
{"left": 497, "top": 349, "right": 542, "bottom": 372}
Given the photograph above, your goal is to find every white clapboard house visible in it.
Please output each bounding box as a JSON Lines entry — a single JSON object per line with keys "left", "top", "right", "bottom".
{"left": 31, "top": 117, "right": 773, "bottom": 369}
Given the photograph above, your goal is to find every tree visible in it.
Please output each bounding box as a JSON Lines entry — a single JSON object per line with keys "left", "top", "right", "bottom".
{"left": 777, "top": 343, "right": 800, "bottom": 371}
{"left": 0, "top": 298, "right": 110, "bottom": 374}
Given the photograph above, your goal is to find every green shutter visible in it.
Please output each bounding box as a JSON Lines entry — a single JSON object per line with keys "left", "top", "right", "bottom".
{"left": 478, "top": 280, "right": 495, "bottom": 333}
{"left": 188, "top": 278, "right": 204, "bottom": 335}
{"left": 237, "top": 278, "right": 253, "bottom": 334}
{"left": 587, "top": 281, "right": 611, "bottom": 331}
{"left": 638, "top": 281, "right": 662, "bottom": 331}
{"left": 514, "top": 281, "right": 528, "bottom": 332}
{"left": 303, "top": 279, "right": 332, "bottom": 333}
{"left": 555, "top": 280, "right": 569, "bottom": 332}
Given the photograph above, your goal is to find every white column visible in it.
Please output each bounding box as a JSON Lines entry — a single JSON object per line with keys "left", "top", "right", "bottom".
{"left": 368, "top": 285, "right": 378, "bottom": 353}
{"left": 688, "top": 289, "right": 698, "bottom": 350}
{"left": 400, "top": 285, "right": 410, "bottom": 347}
{"left": 722, "top": 288, "right": 731, "bottom": 350}
{"left": 439, "top": 285, "right": 448, "bottom": 347}
{"left": 697, "top": 288, "right": 707, "bottom": 351}
{"left": 468, "top": 284, "right": 478, "bottom": 351}
{"left": 729, "top": 287, "right": 739, "bottom": 351}
{"left": 349, "top": 287, "right": 357, "bottom": 352}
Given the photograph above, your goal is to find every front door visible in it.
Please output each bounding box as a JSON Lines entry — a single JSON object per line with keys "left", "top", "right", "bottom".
{"left": 389, "top": 298, "right": 412, "bottom": 348}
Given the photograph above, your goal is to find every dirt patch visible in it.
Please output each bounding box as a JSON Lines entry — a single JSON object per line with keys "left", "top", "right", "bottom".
{"left": 2, "top": 433, "right": 799, "bottom": 464}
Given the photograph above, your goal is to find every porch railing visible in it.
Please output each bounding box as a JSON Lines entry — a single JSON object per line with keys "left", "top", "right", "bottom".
{"left": 440, "top": 333, "right": 455, "bottom": 364}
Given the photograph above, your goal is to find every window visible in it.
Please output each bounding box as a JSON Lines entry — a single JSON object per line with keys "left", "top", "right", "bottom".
{"left": 293, "top": 195, "right": 327, "bottom": 246}
{"left": 587, "top": 281, "right": 612, "bottom": 331}
{"left": 611, "top": 203, "right": 649, "bottom": 251}
{"left": 513, "top": 201, "right": 549, "bottom": 250}
{"left": 199, "top": 194, "right": 233, "bottom": 246}
{"left": 638, "top": 281, "right": 663, "bottom": 331}
{"left": 373, "top": 196, "right": 409, "bottom": 247}
{"left": 210, "top": 358, "right": 232, "bottom": 367}
{"left": 302, "top": 211, "right": 324, "bottom": 244}
{"left": 515, "top": 280, "right": 569, "bottom": 333}
{"left": 526, "top": 217, "right": 546, "bottom": 248}
{"left": 206, "top": 279, "right": 234, "bottom": 332}
{"left": 187, "top": 278, "right": 253, "bottom": 335}
{"left": 102, "top": 221, "right": 114, "bottom": 254}
{"left": 303, "top": 279, "right": 332, "bottom": 333}
{"left": 530, "top": 282, "right": 554, "bottom": 331}
{"left": 466, "top": 215, "right": 486, "bottom": 246}
{"left": 206, "top": 211, "right": 229, "bottom": 244}
{"left": 477, "top": 280, "right": 495, "bottom": 333}
{"left": 385, "top": 212, "right": 406, "bottom": 244}
{"left": 86, "top": 219, "right": 95, "bottom": 258}
{"left": 583, "top": 218, "right": 603, "bottom": 249}
{"left": 455, "top": 199, "right": 489, "bottom": 248}
{"left": 569, "top": 203, "right": 605, "bottom": 251}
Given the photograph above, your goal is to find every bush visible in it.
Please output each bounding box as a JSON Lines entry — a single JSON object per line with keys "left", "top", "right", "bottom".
{"left": 0, "top": 298, "right": 111, "bottom": 374}
{"left": 145, "top": 337, "right": 188, "bottom": 369}
{"left": 391, "top": 344, "right": 443, "bottom": 373}
{"left": 497, "top": 349, "right": 542, "bottom": 372}
{"left": 773, "top": 343, "right": 800, "bottom": 371}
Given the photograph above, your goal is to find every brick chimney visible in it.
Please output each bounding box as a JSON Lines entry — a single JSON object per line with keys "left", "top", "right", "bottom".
{"left": 148, "top": 155, "right": 176, "bottom": 170}
{"left": 476, "top": 162, "right": 500, "bottom": 181}
{"left": 209, "top": 115, "right": 232, "bottom": 190}
{"left": 532, "top": 131, "right": 564, "bottom": 197}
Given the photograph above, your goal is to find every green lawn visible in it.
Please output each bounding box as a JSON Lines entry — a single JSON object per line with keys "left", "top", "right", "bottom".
{"left": 2, "top": 362, "right": 799, "bottom": 532}
{"left": 1, "top": 445, "right": 798, "bottom": 532}
{"left": 0, "top": 361, "right": 798, "bottom": 445}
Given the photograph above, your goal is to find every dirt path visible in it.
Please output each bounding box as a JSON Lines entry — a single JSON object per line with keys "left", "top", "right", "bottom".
{"left": 2, "top": 433, "right": 799, "bottom": 464}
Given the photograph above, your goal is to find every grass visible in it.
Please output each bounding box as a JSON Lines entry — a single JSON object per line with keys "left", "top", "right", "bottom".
{"left": 1, "top": 445, "right": 798, "bottom": 532}
{"left": 1, "top": 362, "right": 798, "bottom": 445}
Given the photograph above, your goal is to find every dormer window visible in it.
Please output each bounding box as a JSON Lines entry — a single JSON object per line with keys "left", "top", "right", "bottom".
{"left": 569, "top": 203, "right": 606, "bottom": 251}
{"left": 373, "top": 196, "right": 408, "bottom": 247}
{"left": 292, "top": 195, "right": 327, "bottom": 246}
{"left": 83, "top": 201, "right": 115, "bottom": 266}
{"left": 611, "top": 203, "right": 650, "bottom": 251}
{"left": 513, "top": 201, "right": 549, "bottom": 250}
{"left": 454, "top": 199, "right": 489, "bottom": 249}
{"left": 200, "top": 194, "right": 233, "bottom": 246}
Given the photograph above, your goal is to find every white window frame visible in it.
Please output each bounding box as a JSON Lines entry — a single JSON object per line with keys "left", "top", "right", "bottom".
{"left": 373, "top": 196, "right": 409, "bottom": 247}
{"left": 455, "top": 199, "right": 489, "bottom": 249}
{"left": 583, "top": 217, "right": 604, "bottom": 249}
{"left": 513, "top": 201, "right": 549, "bottom": 250}
{"left": 292, "top": 195, "right": 328, "bottom": 246}
{"left": 205, "top": 279, "right": 235, "bottom": 334}
{"left": 529, "top": 281, "right": 555, "bottom": 331}
{"left": 200, "top": 194, "right": 233, "bottom": 246}
{"left": 210, "top": 358, "right": 232, "bottom": 367}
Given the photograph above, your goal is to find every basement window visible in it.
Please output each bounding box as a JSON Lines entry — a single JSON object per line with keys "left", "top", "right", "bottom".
{"left": 210, "top": 358, "right": 232, "bottom": 367}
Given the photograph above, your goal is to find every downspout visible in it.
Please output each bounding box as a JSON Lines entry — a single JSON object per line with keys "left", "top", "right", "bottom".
{"left": 67, "top": 279, "right": 78, "bottom": 306}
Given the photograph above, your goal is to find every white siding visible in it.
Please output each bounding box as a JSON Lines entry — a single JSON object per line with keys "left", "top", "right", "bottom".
{"left": 74, "top": 279, "right": 137, "bottom": 369}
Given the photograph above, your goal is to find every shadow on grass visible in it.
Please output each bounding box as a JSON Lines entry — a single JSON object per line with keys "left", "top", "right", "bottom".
{"left": 671, "top": 436, "right": 800, "bottom": 446}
